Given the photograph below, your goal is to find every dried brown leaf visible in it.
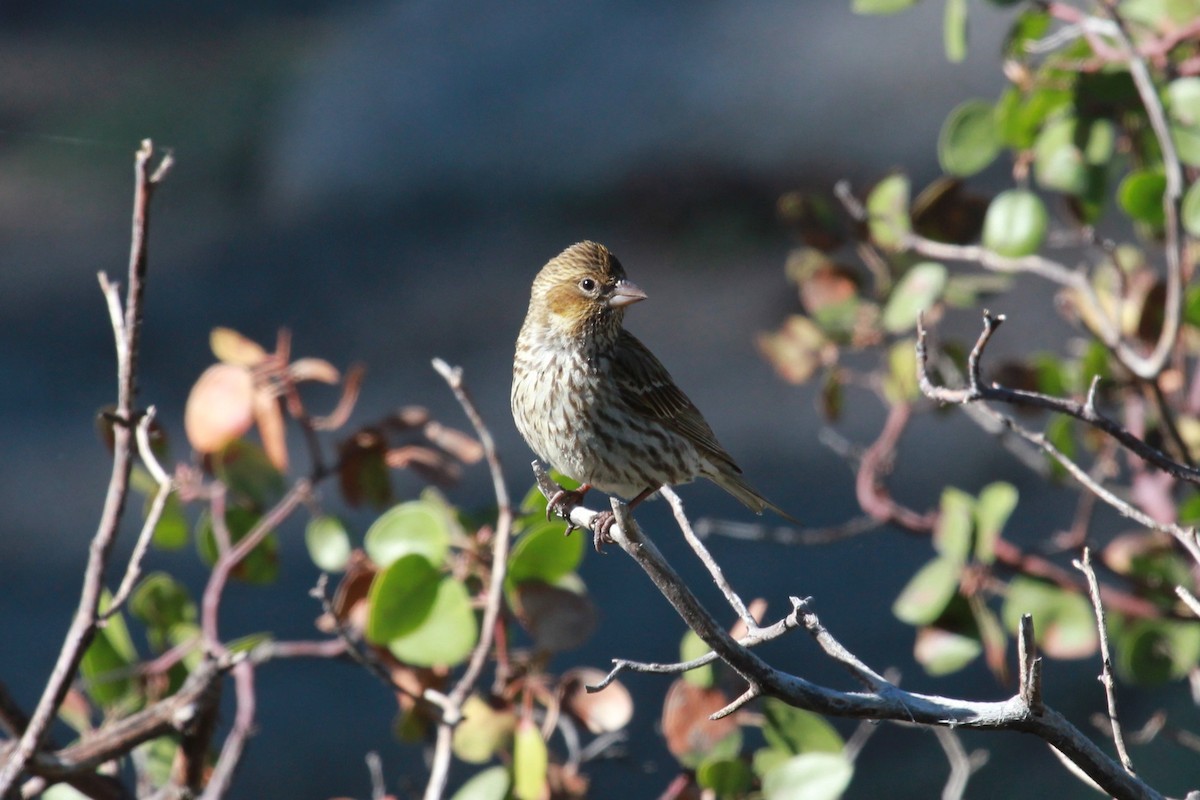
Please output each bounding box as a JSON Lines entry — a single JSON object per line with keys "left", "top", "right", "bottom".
{"left": 185, "top": 364, "right": 255, "bottom": 454}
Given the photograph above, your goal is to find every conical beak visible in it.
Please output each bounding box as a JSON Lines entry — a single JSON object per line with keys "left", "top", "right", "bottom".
{"left": 608, "top": 280, "right": 647, "bottom": 308}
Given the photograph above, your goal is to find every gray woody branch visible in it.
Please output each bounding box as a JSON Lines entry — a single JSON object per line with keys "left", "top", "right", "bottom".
{"left": 533, "top": 467, "right": 1164, "bottom": 800}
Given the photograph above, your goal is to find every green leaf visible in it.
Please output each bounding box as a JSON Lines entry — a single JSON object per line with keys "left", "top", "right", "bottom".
{"left": 451, "top": 766, "right": 511, "bottom": 800}
{"left": 1033, "top": 117, "right": 1112, "bottom": 196}
{"left": 364, "top": 500, "right": 451, "bottom": 569}
{"left": 893, "top": 556, "right": 963, "bottom": 626}
{"left": 866, "top": 174, "right": 911, "bottom": 251}
{"left": 150, "top": 493, "right": 188, "bottom": 550}
{"left": 762, "top": 697, "right": 844, "bottom": 755}
{"left": 943, "top": 0, "right": 968, "bottom": 62}
{"left": 852, "top": 0, "right": 918, "bottom": 12}
{"left": 388, "top": 575, "right": 479, "bottom": 668}
{"left": 305, "top": 515, "right": 351, "bottom": 572}
{"left": 212, "top": 439, "right": 285, "bottom": 510}
{"left": 680, "top": 628, "right": 714, "bottom": 688}
{"left": 982, "top": 189, "right": 1048, "bottom": 257}
{"left": 81, "top": 593, "right": 138, "bottom": 707}
{"left": 761, "top": 752, "right": 854, "bottom": 800}
{"left": 453, "top": 695, "right": 516, "bottom": 764}
{"left": 914, "top": 625, "right": 983, "bottom": 675}
{"left": 513, "top": 719, "right": 548, "bottom": 800}
{"left": 939, "top": 100, "right": 1000, "bottom": 176}
{"left": 1115, "top": 619, "right": 1200, "bottom": 686}
{"left": 134, "top": 736, "right": 179, "bottom": 791}
{"left": 1168, "top": 77, "right": 1200, "bottom": 167}
{"left": 131, "top": 572, "right": 196, "bottom": 651}
{"left": 974, "top": 482, "right": 1017, "bottom": 564}
{"left": 883, "top": 338, "right": 920, "bottom": 405}
{"left": 1001, "top": 577, "right": 1097, "bottom": 659}
{"left": 1044, "top": 416, "right": 1075, "bottom": 479}
{"left": 934, "top": 487, "right": 975, "bottom": 563}
{"left": 195, "top": 507, "right": 279, "bottom": 584}
{"left": 508, "top": 519, "right": 585, "bottom": 585}
{"left": 697, "top": 757, "right": 754, "bottom": 797}
{"left": 1183, "top": 180, "right": 1200, "bottom": 238}
{"left": 881, "top": 263, "right": 947, "bottom": 333}
{"left": 1117, "top": 169, "right": 1167, "bottom": 226}
{"left": 366, "top": 553, "right": 441, "bottom": 644}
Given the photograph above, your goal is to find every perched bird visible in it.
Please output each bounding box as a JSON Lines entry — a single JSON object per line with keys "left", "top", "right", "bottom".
{"left": 511, "top": 241, "right": 791, "bottom": 549}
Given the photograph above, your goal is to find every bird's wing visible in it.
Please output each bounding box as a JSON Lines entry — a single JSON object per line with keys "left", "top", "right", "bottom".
{"left": 612, "top": 330, "right": 741, "bottom": 472}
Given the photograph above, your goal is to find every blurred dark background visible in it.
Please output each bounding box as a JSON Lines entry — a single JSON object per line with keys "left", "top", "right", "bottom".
{"left": 1, "top": 2, "right": 1189, "bottom": 798}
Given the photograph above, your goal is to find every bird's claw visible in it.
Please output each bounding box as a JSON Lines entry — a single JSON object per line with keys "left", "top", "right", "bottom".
{"left": 546, "top": 486, "right": 590, "bottom": 533}
{"left": 591, "top": 511, "right": 617, "bottom": 553}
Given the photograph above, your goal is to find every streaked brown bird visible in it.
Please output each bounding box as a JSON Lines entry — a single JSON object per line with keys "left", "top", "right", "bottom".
{"left": 512, "top": 241, "right": 791, "bottom": 549}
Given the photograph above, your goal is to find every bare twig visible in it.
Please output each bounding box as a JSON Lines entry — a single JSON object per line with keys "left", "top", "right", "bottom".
{"left": 588, "top": 613, "right": 798, "bottom": 692}
{"left": 661, "top": 487, "right": 758, "bottom": 632}
{"left": 531, "top": 463, "right": 1161, "bottom": 799}
{"left": 104, "top": 408, "right": 174, "bottom": 617}
{"left": 1176, "top": 585, "right": 1200, "bottom": 619}
{"left": 694, "top": 514, "right": 883, "bottom": 546}
{"left": 934, "top": 726, "right": 986, "bottom": 800}
{"left": 0, "top": 140, "right": 172, "bottom": 796}
{"left": 1074, "top": 547, "right": 1135, "bottom": 776}
{"left": 1098, "top": 3, "right": 1184, "bottom": 380}
{"left": 918, "top": 312, "right": 1200, "bottom": 567}
{"left": 423, "top": 359, "right": 515, "bottom": 800}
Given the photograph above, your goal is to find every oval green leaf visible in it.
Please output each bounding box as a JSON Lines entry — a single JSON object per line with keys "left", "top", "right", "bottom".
{"left": 975, "top": 482, "right": 1017, "bottom": 564}
{"left": 1118, "top": 169, "right": 1167, "bottom": 226}
{"left": 364, "top": 500, "right": 451, "bottom": 568}
{"left": 697, "top": 756, "right": 753, "bottom": 796}
{"left": 1001, "top": 576, "right": 1097, "bottom": 659}
{"left": 915, "top": 626, "right": 983, "bottom": 676}
{"left": 892, "top": 555, "right": 963, "bottom": 626}
{"left": 982, "top": 189, "right": 1048, "bottom": 257}
{"left": 866, "top": 174, "right": 911, "bottom": 251}
{"left": 881, "top": 262, "right": 947, "bottom": 333}
{"left": 305, "top": 515, "right": 351, "bottom": 572}
{"left": 387, "top": 574, "right": 479, "bottom": 667}
{"left": 1183, "top": 179, "right": 1200, "bottom": 238}
{"left": 761, "top": 752, "right": 854, "bottom": 800}
{"left": 453, "top": 695, "right": 516, "bottom": 764}
{"left": 943, "top": 0, "right": 967, "bottom": 62}
{"left": 508, "top": 518, "right": 585, "bottom": 585}
{"left": 513, "top": 719, "right": 548, "bottom": 800}
{"left": 680, "top": 628, "right": 714, "bottom": 688}
{"left": 365, "top": 553, "right": 441, "bottom": 644}
{"left": 934, "top": 487, "right": 975, "bottom": 563}
{"left": 939, "top": 100, "right": 999, "bottom": 176}
{"left": 450, "top": 766, "right": 511, "bottom": 800}
{"left": 761, "top": 697, "right": 844, "bottom": 755}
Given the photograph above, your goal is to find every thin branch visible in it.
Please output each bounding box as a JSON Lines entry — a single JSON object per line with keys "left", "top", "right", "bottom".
{"left": 661, "top": 487, "right": 757, "bottom": 632}
{"left": 104, "top": 408, "right": 173, "bottom": 617}
{"left": 198, "top": 659, "right": 254, "bottom": 800}
{"left": 1074, "top": 547, "right": 1136, "bottom": 776}
{"left": 1176, "top": 585, "right": 1200, "bottom": 619}
{"left": 1018, "top": 614, "right": 1044, "bottom": 716}
{"left": 588, "top": 613, "right": 798, "bottom": 692}
{"left": 423, "top": 359, "right": 514, "bottom": 800}
{"left": 527, "top": 464, "right": 1162, "bottom": 799}
{"left": 1098, "top": 2, "right": 1184, "bottom": 380}
{"left": 919, "top": 312, "right": 1200, "bottom": 567}
{"left": 694, "top": 514, "right": 883, "bottom": 546}
{"left": 0, "top": 140, "right": 171, "bottom": 796}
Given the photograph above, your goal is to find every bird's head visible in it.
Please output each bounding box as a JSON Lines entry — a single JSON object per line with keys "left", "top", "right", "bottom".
{"left": 526, "top": 241, "right": 647, "bottom": 342}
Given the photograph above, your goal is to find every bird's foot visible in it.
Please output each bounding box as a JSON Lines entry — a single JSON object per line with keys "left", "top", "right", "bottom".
{"left": 547, "top": 485, "right": 591, "bottom": 536}
{"left": 590, "top": 510, "right": 618, "bottom": 553}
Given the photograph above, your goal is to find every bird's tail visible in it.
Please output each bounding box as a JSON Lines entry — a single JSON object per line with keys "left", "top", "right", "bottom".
{"left": 710, "top": 469, "right": 800, "bottom": 524}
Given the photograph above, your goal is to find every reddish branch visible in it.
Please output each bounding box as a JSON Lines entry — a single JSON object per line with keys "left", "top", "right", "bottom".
{"left": 0, "top": 141, "right": 173, "bottom": 796}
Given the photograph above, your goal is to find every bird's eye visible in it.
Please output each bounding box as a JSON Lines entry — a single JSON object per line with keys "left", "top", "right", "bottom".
{"left": 579, "top": 278, "right": 597, "bottom": 292}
